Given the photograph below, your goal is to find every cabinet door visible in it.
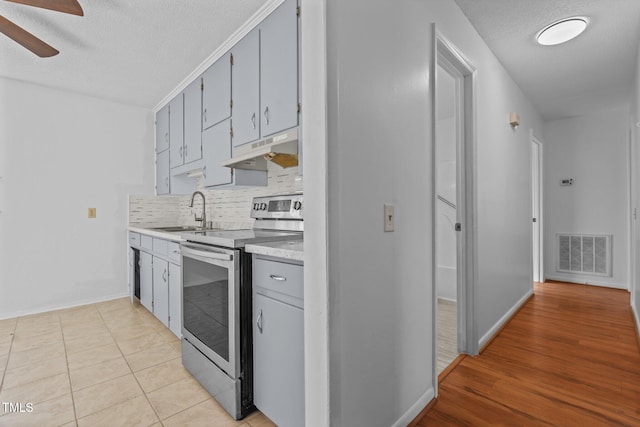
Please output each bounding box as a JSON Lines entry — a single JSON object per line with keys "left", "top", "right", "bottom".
{"left": 254, "top": 293, "right": 305, "bottom": 427}
{"left": 139, "top": 251, "right": 153, "bottom": 313}
{"left": 260, "top": 0, "right": 299, "bottom": 137}
{"left": 202, "top": 119, "right": 232, "bottom": 187}
{"left": 156, "top": 149, "right": 170, "bottom": 195}
{"left": 202, "top": 53, "right": 232, "bottom": 130}
{"left": 155, "top": 104, "right": 170, "bottom": 153}
{"left": 169, "top": 93, "right": 185, "bottom": 168}
{"left": 168, "top": 262, "right": 182, "bottom": 338}
{"left": 153, "top": 257, "right": 169, "bottom": 327}
{"left": 183, "top": 78, "right": 203, "bottom": 164}
{"left": 231, "top": 28, "right": 260, "bottom": 147}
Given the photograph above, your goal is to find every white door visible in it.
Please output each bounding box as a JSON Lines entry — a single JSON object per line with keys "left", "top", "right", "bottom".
{"left": 531, "top": 137, "right": 543, "bottom": 282}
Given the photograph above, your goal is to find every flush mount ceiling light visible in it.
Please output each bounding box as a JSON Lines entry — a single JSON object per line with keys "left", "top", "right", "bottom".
{"left": 536, "top": 17, "right": 588, "bottom": 46}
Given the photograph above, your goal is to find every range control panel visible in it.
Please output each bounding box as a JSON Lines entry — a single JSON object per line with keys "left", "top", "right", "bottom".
{"left": 251, "top": 194, "right": 303, "bottom": 220}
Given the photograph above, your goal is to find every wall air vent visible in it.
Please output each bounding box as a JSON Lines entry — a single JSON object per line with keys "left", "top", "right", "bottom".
{"left": 557, "top": 234, "right": 611, "bottom": 276}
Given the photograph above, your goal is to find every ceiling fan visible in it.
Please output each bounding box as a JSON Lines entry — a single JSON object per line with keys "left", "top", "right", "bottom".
{"left": 0, "top": 0, "right": 83, "bottom": 57}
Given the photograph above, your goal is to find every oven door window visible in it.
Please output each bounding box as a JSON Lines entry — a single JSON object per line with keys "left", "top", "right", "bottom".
{"left": 183, "top": 255, "right": 232, "bottom": 362}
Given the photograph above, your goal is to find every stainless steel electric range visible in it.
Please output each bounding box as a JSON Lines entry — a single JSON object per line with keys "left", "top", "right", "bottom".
{"left": 179, "top": 193, "right": 303, "bottom": 420}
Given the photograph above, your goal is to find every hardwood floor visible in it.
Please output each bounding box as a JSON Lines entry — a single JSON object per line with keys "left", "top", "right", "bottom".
{"left": 414, "top": 281, "right": 640, "bottom": 426}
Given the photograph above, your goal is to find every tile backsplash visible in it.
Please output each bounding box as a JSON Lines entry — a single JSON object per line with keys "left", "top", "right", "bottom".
{"left": 129, "top": 163, "right": 302, "bottom": 229}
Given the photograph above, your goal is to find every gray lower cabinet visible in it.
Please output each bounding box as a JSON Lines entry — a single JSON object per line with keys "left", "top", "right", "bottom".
{"left": 139, "top": 251, "right": 153, "bottom": 313}
{"left": 253, "top": 257, "right": 304, "bottom": 427}
{"left": 153, "top": 257, "right": 170, "bottom": 327}
{"left": 168, "top": 262, "right": 181, "bottom": 337}
{"left": 135, "top": 235, "right": 182, "bottom": 338}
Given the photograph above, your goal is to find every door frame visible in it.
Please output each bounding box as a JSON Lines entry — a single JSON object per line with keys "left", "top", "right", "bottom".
{"left": 431, "top": 25, "right": 478, "bottom": 395}
{"left": 531, "top": 132, "right": 544, "bottom": 282}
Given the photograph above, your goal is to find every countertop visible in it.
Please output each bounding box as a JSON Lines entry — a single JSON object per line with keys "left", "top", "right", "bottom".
{"left": 245, "top": 239, "right": 304, "bottom": 262}
{"left": 127, "top": 225, "right": 185, "bottom": 241}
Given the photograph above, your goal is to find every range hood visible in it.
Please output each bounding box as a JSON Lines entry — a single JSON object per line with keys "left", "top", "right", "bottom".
{"left": 222, "top": 128, "right": 298, "bottom": 171}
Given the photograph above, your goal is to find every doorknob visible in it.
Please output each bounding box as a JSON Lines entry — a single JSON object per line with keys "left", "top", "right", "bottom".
{"left": 455, "top": 223, "right": 462, "bottom": 232}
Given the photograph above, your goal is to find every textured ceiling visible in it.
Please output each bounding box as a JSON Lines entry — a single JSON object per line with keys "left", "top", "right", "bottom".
{"left": 454, "top": 0, "right": 640, "bottom": 120}
{"left": 0, "top": 0, "right": 266, "bottom": 108}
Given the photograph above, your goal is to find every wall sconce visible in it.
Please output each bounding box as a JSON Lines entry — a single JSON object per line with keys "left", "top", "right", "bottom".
{"left": 509, "top": 112, "right": 520, "bottom": 129}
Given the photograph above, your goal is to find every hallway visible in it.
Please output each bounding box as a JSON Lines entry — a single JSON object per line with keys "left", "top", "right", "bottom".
{"left": 415, "top": 281, "right": 640, "bottom": 426}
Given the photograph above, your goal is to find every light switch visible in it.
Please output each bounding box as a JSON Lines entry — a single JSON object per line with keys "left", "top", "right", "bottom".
{"left": 88, "top": 208, "right": 96, "bottom": 218}
{"left": 384, "top": 204, "right": 394, "bottom": 232}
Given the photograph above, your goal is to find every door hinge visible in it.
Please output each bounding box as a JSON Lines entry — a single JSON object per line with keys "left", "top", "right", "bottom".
{"left": 231, "top": 168, "right": 234, "bottom": 176}
{"left": 230, "top": 99, "right": 233, "bottom": 109}
{"left": 201, "top": 82, "right": 204, "bottom": 91}
{"left": 296, "top": 5, "right": 300, "bottom": 16}
{"left": 230, "top": 54, "right": 234, "bottom": 65}
{"left": 533, "top": 218, "right": 537, "bottom": 223}
{"left": 455, "top": 223, "right": 462, "bottom": 232}
{"left": 230, "top": 127, "right": 234, "bottom": 138}
{"left": 297, "top": 103, "right": 301, "bottom": 113}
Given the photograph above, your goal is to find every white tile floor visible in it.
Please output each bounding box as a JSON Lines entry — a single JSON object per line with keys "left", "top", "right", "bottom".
{"left": 0, "top": 298, "right": 275, "bottom": 427}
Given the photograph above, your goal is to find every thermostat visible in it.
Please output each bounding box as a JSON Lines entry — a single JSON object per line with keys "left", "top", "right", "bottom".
{"left": 560, "top": 178, "right": 574, "bottom": 186}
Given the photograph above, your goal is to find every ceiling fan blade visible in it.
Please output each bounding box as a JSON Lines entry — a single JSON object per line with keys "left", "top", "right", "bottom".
{"left": 0, "top": 15, "right": 58, "bottom": 57}
{"left": 4, "top": 0, "right": 83, "bottom": 16}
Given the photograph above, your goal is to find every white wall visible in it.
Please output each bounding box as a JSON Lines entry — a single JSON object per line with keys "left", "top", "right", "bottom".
{"left": 543, "top": 109, "right": 630, "bottom": 289}
{"left": 0, "top": 77, "right": 154, "bottom": 319}
{"left": 322, "top": 0, "right": 543, "bottom": 425}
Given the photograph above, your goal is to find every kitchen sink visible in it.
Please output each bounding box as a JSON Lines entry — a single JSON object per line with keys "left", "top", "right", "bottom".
{"left": 149, "top": 225, "right": 214, "bottom": 232}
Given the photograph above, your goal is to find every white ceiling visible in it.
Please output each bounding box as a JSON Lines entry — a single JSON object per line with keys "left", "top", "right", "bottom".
{"left": 0, "top": 0, "right": 266, "bottom": 109}
{"left": 454, "top": 0, "right": 640, "bottom": 120}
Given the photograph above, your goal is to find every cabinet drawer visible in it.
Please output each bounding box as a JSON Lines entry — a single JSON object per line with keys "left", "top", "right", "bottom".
{"left": 253, "top": 257, "right": 303, "bottom": 301}
{"left": 168, "top": 242, "right": 181, "bottom": 264}
{"left": 153, "top": 238, "right": 169, "bottom": 256}
{"left": 141, "top": 235, "right": 153, "bottom": 250}
{"left": 129, "top": 232, "right": 140, "bottom": 248}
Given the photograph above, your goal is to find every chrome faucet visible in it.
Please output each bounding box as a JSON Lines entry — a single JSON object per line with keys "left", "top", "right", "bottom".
{"left": 189, "top": 191, "right": 207, "bottom": 229}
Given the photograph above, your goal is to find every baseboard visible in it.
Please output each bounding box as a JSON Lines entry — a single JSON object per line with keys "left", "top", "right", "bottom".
{"left": 0, "top": 292, "right": 131, "bottom": 320}
{"left": 479, "top": 289, "right": 533, "bottom": 353}
{"left": 437, "top": 296, "right": 457, "bottom": 303}
{"left": 545, "top": 275, "right": 627, "bottom": 290}
{"left": 393, "top": 387, "right": 435, "bottom": 427}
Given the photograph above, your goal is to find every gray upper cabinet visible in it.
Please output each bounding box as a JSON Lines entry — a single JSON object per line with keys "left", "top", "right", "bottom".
{"left": 202, "top": 119, "right": 232, "bottom": 187}
{"left": 156, "top": 149, "right": 170, "bottom": 195}
{"left": 156, "top": 104, "right": 170, "bottom": 153}
{"left": 169, "top": 93, "right": 185, "bottom": 168}
{"left": 202, "top": 53, "right": 232, "bottom": 131}
{"left": 231, "top": 28, "right": 260, "bottom": 147}
{"left": 183, "top": 78, "right": 203, "bottom": 164}
{"left": 259, "top": 0, "right": 299, "bottom": 138}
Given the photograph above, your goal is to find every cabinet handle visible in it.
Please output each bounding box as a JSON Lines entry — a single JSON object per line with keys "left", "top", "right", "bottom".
{"left": 264, "top": 107, "right": 269, "bottom": 126}
{"left": 203, "top": 108, "right": 207, "bottom": 123}
{"left": 257, "top": 309, "right": 263, "bottom": 333}
{"left": 251, "top": 112, "right": 256, "bottom": 129}
{"left": 165, "top": 132, "right": 169, "bottom": 143}
{"left": 172, "top": 250, "right": 180, "bottom": 255}
{"left": 184, "top": 145, "right": 188, "bottom": 159}
{"left": 202, "top": 165, "right": 207, "bottom": 180}
{"left": 269, "top": 274, "right": 287, "bottom": 282}
{"left": 163, "top": 269, "right": 167, "bottom": 282}
{"left": 179, "top": 146, "right": 183, "bottom": 159}
{"left": 165, "top": 177, "right": 169, "bottom": 187}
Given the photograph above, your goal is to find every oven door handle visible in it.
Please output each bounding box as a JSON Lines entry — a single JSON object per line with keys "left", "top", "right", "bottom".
{"left": 181, "top": 244, "right": 233, "bottom": 261}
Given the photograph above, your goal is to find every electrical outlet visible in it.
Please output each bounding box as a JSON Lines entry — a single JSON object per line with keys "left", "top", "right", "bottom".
{"left": 384, "top": 204, "right": 394, "bottom": 232}
{"left": 88, "top": 208, "right": 96, "bottom": 218}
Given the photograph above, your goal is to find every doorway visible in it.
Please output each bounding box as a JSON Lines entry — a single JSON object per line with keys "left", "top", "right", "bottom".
{"left": 531, "top": 134, "right": 543, "bottom": 283}
{"left": 432, "top": 28, "right": 478, "bottom": 388}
